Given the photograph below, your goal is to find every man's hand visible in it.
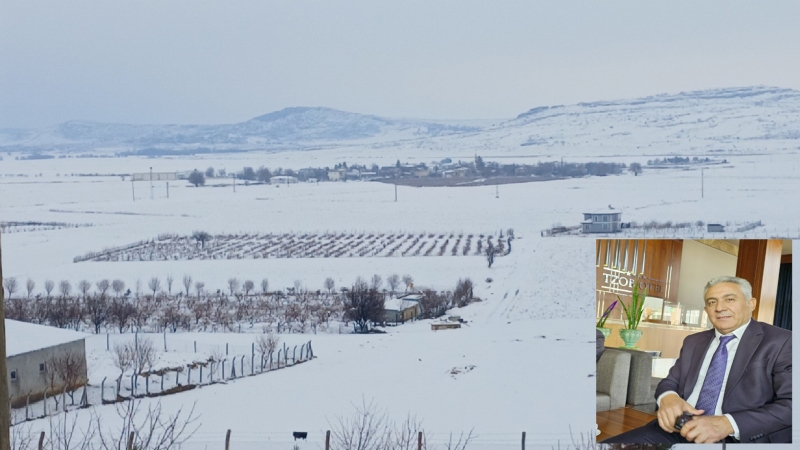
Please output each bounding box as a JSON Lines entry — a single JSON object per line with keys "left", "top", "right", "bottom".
{"left": 657, "top": 393, "right": 704, "bottom": 433}
{"left": 680, "top": 415, "right": 734, "bottom": 443}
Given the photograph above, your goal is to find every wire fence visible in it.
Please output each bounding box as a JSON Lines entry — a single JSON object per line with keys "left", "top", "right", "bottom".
{"left": 10, "top": 341, "right": 314, "bottom": 427}
{"left": 176, "top": 429, "right": 596, "bottom": 450}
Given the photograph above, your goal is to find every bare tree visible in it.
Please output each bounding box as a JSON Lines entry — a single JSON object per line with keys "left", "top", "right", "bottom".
{"left": 182, "top": 274, "right": 193, "bottom": 297}
{"left": 95, "top": 397, "right": 199, "bottom": 450}
{"left": 148, "top": 277, "right": 161, "bottom": 299}
{"left": 194, "top": 281, "right": 204, "bottom": 297}
{"left": 46, "top": 410, "right": 96, "bottom": 450}
{"left": 260, "top": 278, "right": 269, "bottom": 294}
{"left": 45, "top": 279, "right": 55, "bottom": 298}
{"left": 9, "top": 421, "right": 36, "bottom": 450}
{"left": 113, "top": 338, "right": 159, "bottom": 376}
{"left": 109, "top": 300, "right": 135, "bottom": 333}
{"left": 85, "top": 294, "right": 109, "bottom": 333}
{"left": 97, "top": 279, "right": 111, "bottom": 297}
{"left": 386, "top": 274, "right": 400, "bottom": 295}
{"left": 25, "top": 278, "right": 35, "bottom": 299}
{"left": 59, "top": 280, "right": 72, "bottom": 298}
{"left": 324, "top": 277, "right": 335, "bottom": 294}
{"left": 401, "top": 274, "right": 414, "bottom": 292}
{"left": 112, "top": 279, "right": 125, "bottom": 298}
{"left": 330, "top": 399, "right": 392, "bottom": 450}
{"left": 370, "top": 274, "right": 383, "bottom": 291}
{"left": 344, "top": 285, "right": 385, "bottom": 333}
{"left": 4, "top": 276, "right": 18, "bottom": 299}
{"left": 227, "top": 277, "right": 240, "bottom": 295}
{"left": 255, "top": 331, "right": 279, "bottom": 359}
{"left": 47, "top": 351, "right": 87, "bottom": 404}
{"left": 191, "top": 231, "right": 211, "bottom": 249}
{"left": 187, "top": 170, "right": 205, "bottom": 187}
{"left": 166, "top": 274, "right": 174, "bottom": 295}
{"left": 78, "top": 280, "right": 92, "bottom": 300}
{"left": 243, "top": 280, "right": 254, "bottom": 297}
{"left": 453, "top": 278, "right": 474, "bottom": 308}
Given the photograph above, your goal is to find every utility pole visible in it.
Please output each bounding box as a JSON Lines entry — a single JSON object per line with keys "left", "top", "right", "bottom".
{"left": 131, "top": 179, "right": 135, "bottom": 201}
{"left": 149, "top": 167, "right": 153, "bottom": 199}
{"left": 495, "top": 184, "right": 499, "bottom": 199}
{"left": 232, "top": 174, "right": 236, "bottom": 193}
{"left": 0, "top": 229, "right": 12, "bottom": 450}
{"left": 166, "top": 182, "right": 169, "bottom": 199}
{"left": 701, "top": 168, "right": 704, "bottom": 199}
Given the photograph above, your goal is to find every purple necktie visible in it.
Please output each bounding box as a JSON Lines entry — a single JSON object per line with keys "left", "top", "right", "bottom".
{"left": 695, "top": 335, "right": 736, "bottom": 415}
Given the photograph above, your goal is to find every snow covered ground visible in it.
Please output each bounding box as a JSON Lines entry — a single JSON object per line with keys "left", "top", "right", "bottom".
{"left": 2, "top": 136, "right": 799, "bottom": 448}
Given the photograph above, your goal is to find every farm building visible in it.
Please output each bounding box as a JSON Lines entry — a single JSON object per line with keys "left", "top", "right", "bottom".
{"left": 5, "top": 319, "right": 88, "bottom": 407}
{"left": 384, "top": 297, "right": 420, "bottom": 324}
{"left": 581, "top": 212, "right": 622, "bottom": 233}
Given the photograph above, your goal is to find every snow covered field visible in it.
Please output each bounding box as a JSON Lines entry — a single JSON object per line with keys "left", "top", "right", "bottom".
{"left": 2, "top": 138, "right": 800, "bottom": 448}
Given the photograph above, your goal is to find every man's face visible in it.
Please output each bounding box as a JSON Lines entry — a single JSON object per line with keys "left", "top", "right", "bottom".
{"left": 704, "top": 282, "right": 756, "bottom": 334}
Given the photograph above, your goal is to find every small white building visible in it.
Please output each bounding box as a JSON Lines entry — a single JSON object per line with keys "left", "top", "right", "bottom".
{"left": 581, "top": 212, "right": 622, "bottom": 233}
{"left": 384, "top": 296, "right": 421, "bottom": 324}
{"left": 5, "top": 320, "right": 88, "bottom": 407}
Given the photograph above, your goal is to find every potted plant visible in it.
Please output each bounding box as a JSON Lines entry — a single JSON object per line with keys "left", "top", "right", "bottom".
{"left": 618, "top": 279, "right": 648, "bottom": 349}
{"left": 596, "top": 299, "right": 617, "bottom": 339}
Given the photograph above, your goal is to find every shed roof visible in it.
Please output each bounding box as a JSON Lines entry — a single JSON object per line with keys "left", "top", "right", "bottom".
{"left": 5, "top": 319, "right": 88, "bottom": 357}
{"left": 384, "top": 298, "right": 419, "bottom": 312}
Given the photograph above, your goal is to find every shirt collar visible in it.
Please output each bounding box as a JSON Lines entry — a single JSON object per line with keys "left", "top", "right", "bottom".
{"left": 714, "top": 318, "right": 751, "bottom": 340}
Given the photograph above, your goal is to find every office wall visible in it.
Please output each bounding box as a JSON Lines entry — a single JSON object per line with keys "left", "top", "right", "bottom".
{"left": 676, "top": 240, "right": 737, "bottom": 311}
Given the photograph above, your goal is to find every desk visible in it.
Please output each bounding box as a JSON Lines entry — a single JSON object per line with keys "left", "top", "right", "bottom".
{"left": 597, "top": 407, "right": 657, "bottom": 442}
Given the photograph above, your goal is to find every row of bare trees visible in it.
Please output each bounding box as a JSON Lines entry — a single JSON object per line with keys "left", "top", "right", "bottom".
{"left": 5, "top": 274, "right": 476, "bottom": 336}
{"left": 3, "top": 273, "right": 418, "bottom": 301}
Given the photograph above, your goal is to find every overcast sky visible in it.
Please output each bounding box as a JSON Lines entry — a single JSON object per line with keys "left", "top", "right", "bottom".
{"left": 2, "top": 1, "right": 799, "bottom": 128}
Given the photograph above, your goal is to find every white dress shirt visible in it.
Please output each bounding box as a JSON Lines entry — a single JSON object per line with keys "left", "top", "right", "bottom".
{"left": 657, "top": 319, "right": 751, "bottom": 440}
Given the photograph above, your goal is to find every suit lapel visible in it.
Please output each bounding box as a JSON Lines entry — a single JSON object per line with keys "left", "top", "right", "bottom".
{"left": 723, "top": 320, "right": 763, "bottom": 402}
{"left": 683, "top": 330, "right": 714, "bottom": 399}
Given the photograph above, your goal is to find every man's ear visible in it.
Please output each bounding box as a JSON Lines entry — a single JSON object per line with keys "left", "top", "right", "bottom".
{"left": 748, "top": 297, "right": 757, "bottom": 313}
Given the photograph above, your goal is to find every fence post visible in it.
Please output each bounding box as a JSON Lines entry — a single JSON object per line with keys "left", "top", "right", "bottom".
{"left": 225, "top": 429, "right": 231, "bottom": 450}
{"left": 240, "top": 355, "right": 244, "bottom": 377}
{"left": 187, "top": 367, "right": 192, "bottom": 386}
{"left": 101, "top": 377, "right": 107, "bottom": 403}
{"left": 222, "top": 360, "right": 226, "bottom": 380}
{"left": 521, "top": 431, "right": 526, "bottom": 450}
{"left": 418, "top": 431, "right": 423, "bottom": 450}
{"left": 194, "top": 341, "right": 197, "bottom": 353}
{"left": 251, "top": 355, "right": 255, "bottom": 375}
{"left": 107, "top": 333, "right": 110, "bottom": 351}
{"left": 210, "top": 362, "right": 215, "bottom": 383}
{"left": 38, "top": 432, "right": 45, "bottom": 450}
{"left": 200, "top": 366, "right": 204, "bottom": 385}
{"left": 251, "top": 342, "right": 255, "bottom": 357}
{"left": 127, "top": 431, "right": 135, "bottom": 450}
{"left": 25, "top": 392, "right": 30, "bottom": 420}
{"left": 226, "top": 343, "right": 229, "bottom": 355}
{"left": 326, "top": 430, "right": 331, "bottom": 450}
{"left": 293, "top": 345, "right": 297, "bottom": 364}
{"left": 163, "top": 330, "right": 167, "bottom": 352}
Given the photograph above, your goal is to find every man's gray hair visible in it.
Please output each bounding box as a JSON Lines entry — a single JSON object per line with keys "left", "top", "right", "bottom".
{"left": 704, "top": 276, "right": 753, "bottom": 300}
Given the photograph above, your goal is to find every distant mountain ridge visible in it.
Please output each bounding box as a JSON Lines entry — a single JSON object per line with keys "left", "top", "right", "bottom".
{"left": 0, "top": 106, "right": 480, "bottom": 154}
{"left": 2, "top": 86, "right": 799, "bottom": 156}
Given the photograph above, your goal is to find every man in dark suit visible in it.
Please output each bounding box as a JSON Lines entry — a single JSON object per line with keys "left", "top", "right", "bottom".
{"left": 602, "top": 276, "right": 792, "bottom": 444}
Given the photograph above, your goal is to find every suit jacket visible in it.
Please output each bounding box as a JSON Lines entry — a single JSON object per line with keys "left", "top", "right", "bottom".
{"left": 655, "top": 320, "right": 792, "bottom": 443}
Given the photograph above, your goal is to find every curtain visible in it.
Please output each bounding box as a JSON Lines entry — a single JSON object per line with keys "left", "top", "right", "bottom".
{"left": 773, "top": 263, "right": 792, "bottom": 330}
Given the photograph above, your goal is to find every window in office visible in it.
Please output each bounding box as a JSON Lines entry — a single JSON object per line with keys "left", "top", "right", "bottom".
{"left": 39, "top": 362, "right": 46, "bottom": 372}
{"left": 10, "top": 370, "right": 17, "bottom": 381}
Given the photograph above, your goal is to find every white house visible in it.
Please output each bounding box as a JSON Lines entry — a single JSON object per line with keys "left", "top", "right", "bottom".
{"left": 5, "top": 320, "right": 88, "bottom": 407}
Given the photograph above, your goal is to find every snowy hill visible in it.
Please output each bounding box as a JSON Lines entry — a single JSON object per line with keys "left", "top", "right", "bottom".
{"left": 2, "top": 86, "right": 800, "bottom": 158}
{"left": 0, "top": 107, "right": 479, "bottom": 154}
{"left": 416, "top": 85, "right": 800, "bottom": 158}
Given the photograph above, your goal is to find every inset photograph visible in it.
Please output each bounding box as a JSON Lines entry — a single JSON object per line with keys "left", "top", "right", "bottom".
{"left": 595, "top": 239, "right": 792, "bottom": 444}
